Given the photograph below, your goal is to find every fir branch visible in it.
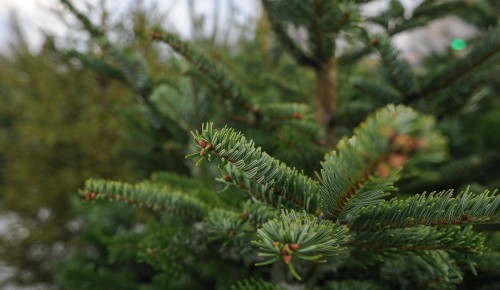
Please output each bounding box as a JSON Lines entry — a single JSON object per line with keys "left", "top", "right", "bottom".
{"left": 105, "top": 45, "right": 151, "bottom": 93}
{"left": 310, "top": 0, "right": 333, "bottom": 62}
{"left": 99, "top": 44, "right": 185, "bottom": 139}
{"left": 190, "top": 123, "right": 319, "bottom": 214}
{"left": 370, "top": 0, "right": 470, "bottom": 36}
{"left": 367, "top": 0, "right": 405, "bottom": 32}
{"left": 349, "top": 189, "right": 500, "bottom": 231}
{"left": 387, "top": 17, "right": 430, "bottom": 36}
{"left": 325, "top": 2, "right": 359, "bottom": 34}
{"left": 319, "top": 156, "right": 397, "bottom": 221}
{"left": 253, "top": 210, "right": 350, "bottom": 280}
{"left": 241, "top": 200, "right": 278, "bottom": 228}
{"left": 107, "top": 231, "right": 144, "bottom": 264}
{"left": 218, "top": 164, "right": 314, "bottom": 212}
{"left": 151, "top": 171, "right": 210, "bottom": 192}
{"left": 205, "top": 205, "right": 274, "bottom": 265}
{"left": 412, "top": 0, "right": 466, "bottom": 20}
{"left": 352, "top": 226, "right": 485, "bottom": 257}
{"left": 259, "top": 102, "right": 311, "bottom": 122}
{"left": 82, "top": 179, "right": 207, "bottom": 220}
{"left": 405, "top": 25, "right": 500, "bottom": 103}
{"left": 60, "top": 0, "right": 104, "bottom": 38}
{"left": 371, "top": 35, "right": 417, "bottom": 96}
{"left": 149, "top": 84, "right": 191, "bottom": 131}
{"left": 218, "top": 164, "right": 277, "bottom": 206}
{"left": 261, "top": 0, "right": 319, "bottom": 68}
{"left": 134, "top": 221, "right": 196, "bottom": 274}
{"left": 318, "top": 105, "right": 446, "bottom": 221}
{"left": 368, "top": 0, "right": 459, "bottom": 36}
{"left": 338, "top": 45, "right": 373, "bottom": 64}
{"left": 262, "top": 0, "right": 358, "bottom": 65}
{"left": 150, "top": 26, "right": 257, "bottom": 116}
{"left": 65, "top": 50, "right": 126, "bottom": 82}
{"left": 338, "top": 28, "right": 374, "bottom": 64}
{"left": 205, "top": 202, "right": 276, "bottom": 265}
{"left": 275, "top": 119, "right": 322, "bottom": 142}
{"left": 205, "top": 208, "right": 246, "bottom": 239}
{"left": 61, "top": 0, "right": 183, "bottom": 141}
{"left": 352, "top": 78, "right": 403, "bottom": 102}
{"left": 380, "top": 251, "right": 463, "bottom": 288}
{"left": 62, "top": 0, "right": 150, "bottom": 94}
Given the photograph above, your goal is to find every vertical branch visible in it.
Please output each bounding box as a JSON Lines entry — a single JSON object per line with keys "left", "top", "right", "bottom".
{"left": 314, "top": 59, "right": 338, "bottom": 148}
{"left": 261, "top": 0, "right": 344, "bottom": 148}
{"left": 311, "top": 0, "right": 338, "bottom": 148}
{"left": 210, "top": 0, "right": 220, "bottom": 43}
{"left": 223, "top": 2, "right": 236, "bottom": 46}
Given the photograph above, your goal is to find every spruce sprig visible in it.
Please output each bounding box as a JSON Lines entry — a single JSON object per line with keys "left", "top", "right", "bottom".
{"left": 253, "top": 210, "right": 350, "bottom": 280}
{"left": 349, "top": 188, "right": 500, "bottom": 231}
{"left": 318, "top": 105, "right": 446, "bottom": 221}
{"left": 82, "top": 179, "right": 207, "bottom": 220}
{"left": 189, "top": 123, "right": 320, "bottom": 214}
{"left": 150, "top": 26, "right": 257, "bottom": 116}
{"left": 352, "top": 225, "right": 485, "bottom": 255}
{"left": 407, "top": 24, "right": 500, "bottom": 103}
{"left": 371, "top": 35, "right": 417, "bottom": 96}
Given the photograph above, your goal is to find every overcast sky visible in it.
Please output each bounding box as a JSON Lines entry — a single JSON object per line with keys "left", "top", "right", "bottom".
{"left": 0, "top": 0, "right": 477, "bottom": 55}
{"left": 0, "top": 0, "right": 257, "bottom": 52}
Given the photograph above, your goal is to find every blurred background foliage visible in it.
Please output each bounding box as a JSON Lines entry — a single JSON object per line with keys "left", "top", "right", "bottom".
{"left": 0, "top": 1, "right": 176, "bottom": 287}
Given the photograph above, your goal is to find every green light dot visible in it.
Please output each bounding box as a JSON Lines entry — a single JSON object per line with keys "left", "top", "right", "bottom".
{"left": 451, "top": 38, "right": 467, "bottom": 51}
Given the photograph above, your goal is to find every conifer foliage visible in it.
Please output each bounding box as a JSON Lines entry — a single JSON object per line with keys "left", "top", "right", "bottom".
{"left": 55, "top": 0, "right": 500, "bottom": 289}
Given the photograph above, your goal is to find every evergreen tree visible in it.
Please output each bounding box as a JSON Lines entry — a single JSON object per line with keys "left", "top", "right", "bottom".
{"left": 0, "top": 3, "right": 178, "bottom": 288}
{"left": 47, "top": 0, "right": 500, "bottom": 289}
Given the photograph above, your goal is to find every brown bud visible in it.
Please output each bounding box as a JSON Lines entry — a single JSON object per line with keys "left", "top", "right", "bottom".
{"left": 240, "top": 212, "right": 249, "bottom": 219}
{"left": 223, "top": 175, "right": 232, "bottom": 182}
{"left": 281, "top": 245, "right": 291, "bottom": 255}
{"left": 414, "top": 138, "right": 427, "bottom": 149}
{"left": 292, "top": 112, "right": 304, "bottom": 120}
{"left": 393, "top": 134, "right": 415, "bottom": 152}
{"left": 376, "top": 162, "right": 391, "bottom": 178}
{"left": 85, "top": 191, "right": 97, "bottom": 202}
{"left": 200, "top": 149, "right": 206, "bottom": 157}
{"left": 205, "top": 143, "right": 212, "bottom": 150}
{"left": 283, "top": 254, "right": 292, "bottom": 264}
{"left": 388, "top": 153, "right": 407, "bottom": 168}
{"left": 272, "top": 242, "right": 281, "bottom": 248}
{"left": 150, "top": 31, "right": 161, "bottom": 39}
{"left": 198, "top": 139, "right": 208, "bottom": 148}
{"left": 289, "top": 243, "right": 300, "bottom": 251}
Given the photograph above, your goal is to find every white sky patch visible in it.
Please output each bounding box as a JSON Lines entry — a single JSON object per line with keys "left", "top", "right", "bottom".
{"left": 0, "top": 0, "right": 257, "bottom": 52}
{"left": 0, "top": 0, "right": 69, "bottom": 50}
{"left": 0, "top": 0, "right": 479, "bottom": 56}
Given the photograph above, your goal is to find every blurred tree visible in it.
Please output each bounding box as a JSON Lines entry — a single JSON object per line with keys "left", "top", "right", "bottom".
{"left": 0, "top": 3, "right": 180, "bottom": 287}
